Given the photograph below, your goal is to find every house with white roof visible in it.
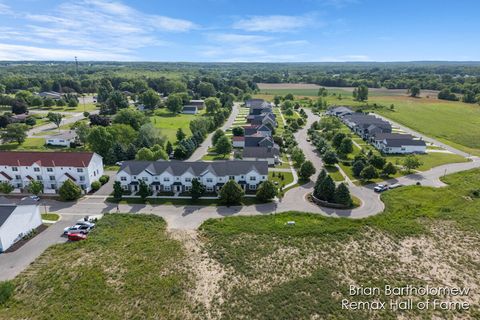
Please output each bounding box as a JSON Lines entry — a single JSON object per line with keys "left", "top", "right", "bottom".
{"left": 0, "top": 197, "right": 42, "bottom": 253}
{"left": 45, "top": 131, "right": 78, "bottom": 147}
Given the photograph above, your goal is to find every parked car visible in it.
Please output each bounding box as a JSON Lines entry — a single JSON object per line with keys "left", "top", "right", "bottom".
{"left": 389, "top": 183, "right": 403, "bottom": 189}
{"left": 67, "top": 232, "right": 87, "bottom": 241}
{"left": 63, "top": 224, "right": 93, "bottom": 235}
{"left": 373, "top": 184, "right": 389, "bottom": 193}
{"left": 22, "top": 196, "right": 40, "bottom": 201}
{"left": 78, "top": 215, "right": 101, "bottom": 223}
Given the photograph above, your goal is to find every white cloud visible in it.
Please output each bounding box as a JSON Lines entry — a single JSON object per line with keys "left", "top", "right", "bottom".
{"left": 207, "top": 33, "right": 272, "bottom": 43}
{"left": 1, "top": 0, "right": 196, "bottom": 60}
{"left": 233, "top": 14, "right": 316, "bottom": 32}
{"left": 0, "top": 2, "right": 12, "bottom": 15}
{"left": 0, "top": 43, "right": 134, "bottom": 60}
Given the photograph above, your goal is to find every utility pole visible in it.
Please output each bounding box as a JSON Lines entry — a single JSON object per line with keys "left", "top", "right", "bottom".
{"left": 75, "top": 56, "right": 79, "bottom": 75}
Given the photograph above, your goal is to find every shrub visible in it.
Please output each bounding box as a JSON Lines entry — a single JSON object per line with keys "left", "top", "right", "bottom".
{"left": 99, "top": 175, "right": 110, "bottom": 185}
{"left": 0, "top": 281, "right": 14, "bottom": 305}
{"left": 91, "top": 181, "right": 101, "bottom": 191}
{"left": 58, "top": 179, "right": 82, "bottom": 201}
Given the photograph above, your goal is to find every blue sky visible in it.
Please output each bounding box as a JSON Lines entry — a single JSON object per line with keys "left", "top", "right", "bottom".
{"left": 0, "top": 0, "right": 479, "bottom": 61}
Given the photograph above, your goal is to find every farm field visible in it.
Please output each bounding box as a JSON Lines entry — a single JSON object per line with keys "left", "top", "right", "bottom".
{"left": 199, "top": 168, "right": 480, "bottom": 319}
{"left": 150, "top": 108, "right": 207, "bottom": 143}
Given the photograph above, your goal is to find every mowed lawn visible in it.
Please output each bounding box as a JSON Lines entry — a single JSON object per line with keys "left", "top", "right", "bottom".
{"left": 150, "top": 108, "right": 207, "bottom": 143}
{"left": 0, "top": 214, "right": 191, "bottom": 319}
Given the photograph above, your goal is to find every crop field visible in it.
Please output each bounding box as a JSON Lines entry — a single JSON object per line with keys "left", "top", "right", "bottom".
{"left": 199, "top": 169, "right": 480, "bottom": 319}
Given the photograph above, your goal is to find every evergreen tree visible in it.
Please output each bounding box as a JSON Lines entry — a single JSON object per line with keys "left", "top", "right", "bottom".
{"left": 334, "top": 183, "right": 352, "bottom": 206}
{"left": 299, "top": 161, "right": 316, "bottom": 180}
{"left": 113, "top": 181, "right": 123, "bottom": 200}
{"left": 382, "top": 162, "right": 397, "bottom": 176}
{"left": 138, "top": 180, "right": 151, "bottom": 200}
{"left": 219, "top": 180, "right": 244, "bottom": 206}
{"left": 352, "top": 160, "right": 366, "bottom": 177}
{"left": 360, "top": 165, "right": 378, "bottom": 181}
{"left": 59, "top": 180, "right": 82, "bottom": 201}
{"left": 27, "top": 180, "right": 44, "bottom": 195}
{"left": 190, "top": 178, "right": 205, "bottom": 200}
{"left": 316, "top": 175, "right": 336, "bottom": 202}
{"left": 256, "top": 180, "right": 278, "bottom": 202}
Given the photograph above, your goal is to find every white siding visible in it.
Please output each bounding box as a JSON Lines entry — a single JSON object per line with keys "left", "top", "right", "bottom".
{"left": 0, "top": 205, "right": 41, "bottom": 252}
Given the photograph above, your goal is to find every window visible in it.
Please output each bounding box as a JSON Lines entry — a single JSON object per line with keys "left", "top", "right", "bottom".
{"left": 77, "top": 168, "right": 83, "bottom": 173}
{"left": 176, "top": 177, "right": 180, "bottom": 181}
{"left": 229, "top": 175, "right": 235, "bottom": 180}
{"left": 120, "top": 177, "right": 127, "bottom": 181}
{"left": 79, "top": 176, "right": 85, "bottom": 181}
{"left": 133, "top": 176, "right": 137, "bottom": 180}
{"left": 142, "top": 177, "right": 148, "bottom": 181}
{"left": 185, "top": 186, "right": 191, "bottom": 191}
{"left": 206, "top": 186, "right": 214, "bottom": 192}
{"left": 185, "top": 178, "right": 191, "bottom": 182}
{"left": 249, "top": 184, "right": 257, "bottom": 190}
{"left": 16, "top": 183, "right": 22, "bottom": 188}
{"left": 164, "top": 185, "right": 171, "bottom": 191}
{"left": 34, "top": 167, "right": 40, "bottom": 172}
{"left": 12, "top": 167, "right": 18, "bottom": 172}
{"left": 37, "top": 176, "right": 42, "bottom": 180}
{"left": 15, "top": 175, "right": 21, "bottom": 180}
{"left": 49, "top": 176, "right": 55, "bottom": 181}
{"left": 249, "top": 176, "right": 256, "bottom": 181}
{"left": 163, "top": 177, "right": 170, "bottom": 182}
{"left": 206, "top": 178, "right": 213, "bottom": 183}
{"left": 81, "top": 184, "right": 86, "bottom": 190}
{"left": 50, "top": 184, "right": 56, "bottom": 189}
{"left": 47, "top": 168, "right": 53, "bottom": 172}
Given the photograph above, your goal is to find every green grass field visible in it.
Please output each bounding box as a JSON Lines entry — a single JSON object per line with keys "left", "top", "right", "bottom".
{"left": 199, "top": 169, "right": 480, "bottom": 319}
{"left": 31, "top": 103, "right": 99, "bottom": 113}
{"left": 150, "top": 108, "right": 207, "bottom": 143}
{"left": 268, "top": 171, "right": 294, "bottom": 189}
{"left": 0, "top": 214, "right": 191, "bottom": 319}
{"left": 257, "top": 88, "right": 480, "bottom": 156}
{"left": 370, "top": 96, "right": 480, "bottom": 156}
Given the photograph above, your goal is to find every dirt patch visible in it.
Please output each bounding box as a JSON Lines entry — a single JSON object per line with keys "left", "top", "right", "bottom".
{"left": 169, "top": 229, "right": 230, "bottom": 320}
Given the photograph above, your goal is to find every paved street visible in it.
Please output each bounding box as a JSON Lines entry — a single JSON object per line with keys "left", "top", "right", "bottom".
{"left": 0, "top": 216, "right": 77, "bottom": 281}
{"left": 188, "top": 102, "right": 240, "bottom": 161}
{"left": 28, "top": 110, "right": 99, "bottom": 137}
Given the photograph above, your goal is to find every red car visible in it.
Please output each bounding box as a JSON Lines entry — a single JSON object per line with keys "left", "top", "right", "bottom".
{"left": 67, "top": 232, "right": 87, "bottom": 241}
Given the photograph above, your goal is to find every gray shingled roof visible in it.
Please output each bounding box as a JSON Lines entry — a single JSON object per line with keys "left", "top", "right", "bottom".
{"left": 242, "top": 147, "right": 279, "bottom": 158}
{"left": 372, "top": 133, "right": 414, "bottom": 140}
{"left": 119, "top": 160, "right": 269, "bottom": 176}
{"left": 384, "top": 139, "right": 426, "bottom": 147}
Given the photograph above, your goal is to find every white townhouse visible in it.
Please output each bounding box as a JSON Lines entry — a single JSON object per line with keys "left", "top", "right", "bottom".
{"left": 380, "top": 138, "right": 427, "bottom": 154}
{"left": 116, "top": 160, "right": 269, "bottom": 194}
{"left": 0, "top": 197, "right": 42, "bottom": 253}
{"left": 0, "top": 151, "right": 104, "bottom": 193}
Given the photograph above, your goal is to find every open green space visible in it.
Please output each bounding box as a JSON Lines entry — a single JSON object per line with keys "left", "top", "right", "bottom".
{"left": 199, "top": 168, "right": 480, "bottom": 319}
{"left": 368, "top": 96, "right": 480, "bottom": 156}
{"left": 0, "top": 138, "right": 85, "bottom": 152}
{"left": 268, "top": 170, "right": 294, "bottom": 189}
{"left": 0, "top": 214, "right": 191, "bottom": 319}
{"left": 150, "top": 108, "right": 207, "bottom": 143}
{"left": 324, "top": 165, "right": 344, "bottom": 181}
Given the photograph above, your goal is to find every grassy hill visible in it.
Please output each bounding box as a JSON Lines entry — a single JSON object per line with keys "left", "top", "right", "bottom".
{"left": 0, "top": 214, "right": 192, "bottom": 320}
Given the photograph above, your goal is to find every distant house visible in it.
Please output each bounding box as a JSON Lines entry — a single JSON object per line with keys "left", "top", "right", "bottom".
{"left": 182, "top": 105, "right": 198, "bottom": 114}
{"left": 46, "top": 131, "right": 78, "bottom": 147}
{"left": 232, "top": 136, "right": 245, "bottom": 148}
{"left": 0, "top": 197, "right": 42, "bottom": 253}
{"left": 326, "top": 106, "right": 354, "bottom": 117}
{"left": 10, "top": 114, "right": 29, "bottom": 123}
{"left": 245, "top": 99, "right": 267, "bottom": 108}
{"left": 380, "top": 138, "right": 427, "bottom": 154}
{"left": 370, "top": 133, "right": 414, "bottom": 149}
{"left": 249, "top": 113, "right": 276, "bottom": 127}
{"left": 242, "top": 146, "right": 280, "bottom": 166}
{"left": 189, "top": 100, "right": 205, "bottom": 109}
{"left": 37, "top": 91, "right": 62, "bottom": 100}
{"left": 242, "top": 125, "right": 271, "bottom": 137}
{"left": 244, "top": 135, "right": 275, "bottom": 148}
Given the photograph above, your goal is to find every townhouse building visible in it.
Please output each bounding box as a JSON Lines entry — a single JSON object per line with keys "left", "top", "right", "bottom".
{"left": 0, "top": 151, "right": 104, "bottom": 193}
{"left": 116, "top": 160, "right": 269, "bottom": 194}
